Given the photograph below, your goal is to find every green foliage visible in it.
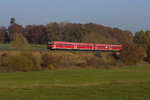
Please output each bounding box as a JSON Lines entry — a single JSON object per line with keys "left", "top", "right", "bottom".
{"left": 134, "top": 30, "right": 150, "bottom": 49}
{"left": 10, "top": 18, "right": 15, "bottom": 24}
{"left": 121, "top": 43, "right": 145, "bottom": 65}
{"left": 1, "top": 22, "right": 133, "bottom": 45}
{"left": 43, "top": 22, "right": 133, "bottom": 44}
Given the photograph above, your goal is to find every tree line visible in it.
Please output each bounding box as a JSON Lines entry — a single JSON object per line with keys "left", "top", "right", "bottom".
{"left": 0, "top": 22, "right": 133, "bottom": 45}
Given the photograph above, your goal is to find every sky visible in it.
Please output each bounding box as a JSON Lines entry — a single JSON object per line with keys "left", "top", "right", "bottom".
{"left": 0, "top": 0, "right": 150, "bottom": 34}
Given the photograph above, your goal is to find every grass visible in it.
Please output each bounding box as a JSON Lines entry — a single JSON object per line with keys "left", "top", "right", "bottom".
{"left": 0, "top": 66, "right": 150, "bottom": 100}
{"left": 29, "top": 44, "right": 47, "bottom": 50}
{"left": 0, "top": 44, "right": 12, "bottom": 50}
{"left": 0, "top": 43, "right": 47, "bottom": 50}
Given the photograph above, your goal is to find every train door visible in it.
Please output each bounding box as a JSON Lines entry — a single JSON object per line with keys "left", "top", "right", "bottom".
{"left": 109, "top": 46, "right": 112, "bottom": 51}
{"left": 74, "top": 43, "right": 77, "bottom": 50}
{"left": 94, "top": 44, "right": 97, "bottom": 50}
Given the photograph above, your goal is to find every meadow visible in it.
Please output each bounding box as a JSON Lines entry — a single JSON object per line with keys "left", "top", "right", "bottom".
{"left": 0, "top": 44, "right": 47, "bottom": 51}
{"left": 0, "top": 66, "right": 150, "bottom": 100}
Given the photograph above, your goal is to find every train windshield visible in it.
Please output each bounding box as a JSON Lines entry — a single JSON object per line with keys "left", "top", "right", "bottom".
{"left": 48, "top": 42, "right": 52, "bottom": 46}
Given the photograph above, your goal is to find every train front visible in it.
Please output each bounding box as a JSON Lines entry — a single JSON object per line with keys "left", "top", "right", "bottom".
{"left": 47, "top": 42, "right": 52, "bottom": 49}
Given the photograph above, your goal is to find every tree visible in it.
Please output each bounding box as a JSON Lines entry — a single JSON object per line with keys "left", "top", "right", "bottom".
{"left": 120, "top": 43, "right": 145, "bottom": 65}
{"left": 134, "top": 30, "right": 150, "bottom": 49}
{"left": 8, "top": 24, "right": 24, "bottom": 41}
{"left": 24, "top": 25, "right": 46, "bottom": 44}
{"left": 10, "top": 18, "right": 15, "bottom": 25}
{"left": 46, "top": 23, "right": 61, "bottom": 41}
{"left": 0, "top": 26, "right": 7, "bottom": 43}
{"left": 146, "top": 45, "right": 150, "bottom": 63}
{"left": 11, "top": 33, "right": 29, "bottom": 50}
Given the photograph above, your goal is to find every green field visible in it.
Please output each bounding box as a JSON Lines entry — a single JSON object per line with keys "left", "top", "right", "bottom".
{"left": 0, "top": 66, "right": 150, "bottom": 100}
{"left": 0, "top": 44, "right": 47, "bottom": 50}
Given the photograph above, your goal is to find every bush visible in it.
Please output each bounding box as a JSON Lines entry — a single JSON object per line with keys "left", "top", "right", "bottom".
{"left": 111, "top": 52, "right": 120, "bottom": 60}
{"left": 1, "top": 54, "right": 33, "bottom": 72}
{"left": 21, "top": 51, "right": 42, "bottom": 70}
{"left": 0, "top": 51, "right": 42, "bottom": 72}
{"left": 76, "top": 62, "right": 87, "bottom": 68}
{"left": 41, "top": 53, "right": 60, "bottom": 69}
{"left": 86, "top": 57, "right": 100, "bottom": 68}
{"left": 94, "top": 52, "right": 102, "bottom": 59}
{"left": 120, "top": 43, "right": 145, "bottom": 65}
{"left": 11, "top": 33, "right": 29, "bottom": 50}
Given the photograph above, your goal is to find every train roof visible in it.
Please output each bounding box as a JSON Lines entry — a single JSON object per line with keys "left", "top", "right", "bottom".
{"left": 51, "top": 41, "right": 122, "bottom": 46}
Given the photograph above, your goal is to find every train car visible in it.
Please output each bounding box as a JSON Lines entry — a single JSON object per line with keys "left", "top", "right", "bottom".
{"left": 47, "top": 42, "right": 52, "bottom": 49}
{"left": 47, "top": 41, "right": 75, "bottom": 50}
{"left": 76, "top": 43, "right": 93, "bottom": 50}
{"left": 111, "top": 45, "right": 122, "bottom": 51}
{"left": 95, "top": 44, "right": 122, "bottom": 51}
{"left": 47, "top": 41, "right": 122, "bottom": 51}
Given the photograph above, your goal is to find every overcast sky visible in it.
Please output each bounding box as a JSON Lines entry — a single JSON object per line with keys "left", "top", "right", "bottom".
{"left": 0, "top": 0, "right": 150, "bottom": 33}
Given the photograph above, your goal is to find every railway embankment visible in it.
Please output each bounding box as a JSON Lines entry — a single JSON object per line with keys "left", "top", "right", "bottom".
{"left": 0, "top": 51, "right": 124, "bottom": 72}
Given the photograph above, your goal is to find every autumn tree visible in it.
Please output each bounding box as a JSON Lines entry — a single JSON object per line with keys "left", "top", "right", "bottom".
{"left": 120, "top": 43, "right": 145, "bottom": 65}
{"left": 146, "top": 45, "right": 150, "bottom": 63}
{"left": 0, "top": 26, "right": 7, "bottom": 43}
{"left": 0, "top": 22, "right": 133, "bottom": 45}
{"left": 11, "top": 33, "right": 29, "bottom": 50}
{"left": 8, "top": 24, "right": 24, "bottom": 41}
{"left": 24, "top": 25, "right": 46, "bottom": 44}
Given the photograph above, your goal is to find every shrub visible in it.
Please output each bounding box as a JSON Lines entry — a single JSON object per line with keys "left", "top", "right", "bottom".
{"left": 111, "top": 52, "right": 120, "bottom": 60}
{"left": 21, "top": 51, "right": 42, "bottom": 70}
{"left": 76, "top": 62, "right": 87, "bottom": 68}
{"left": 94, "top": 52, "right": 102, "bottom": 59}
{"left": 0, "top": 51, "right": 42, "bottom": 72}
{"left": 1, "top": 54, "right": 33, "bottom": 72}
{"left": 86, "top": 57, "right": 100, "bottom": 68}
{"left": 1, "top": 52, "right": 8, "bottom": 57}
{"left": 120, "top": 43, "right": 145, "bottom": 65}
{"left": 11, "top": 33, "right": 29, "bottom": 50}
{"left": 41, "top": 53, "right": 59, "bottom": 69}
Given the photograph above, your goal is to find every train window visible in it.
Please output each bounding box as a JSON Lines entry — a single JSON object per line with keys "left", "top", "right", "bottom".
{"left": 48, "top": 42, "right": 52, "bottom": 45}
{"left": 63, "top": 44, "right": 73, "bottom": 46}
{"left": 57, "top": 43, "right": 62, "bottom": 45}
{"left": 56, "top": 43, "right": 73, "bottom": 46}
{"left": 98, "top": 46, "right": 106, "bottom": 48}
{"left": 78, "top": 45, "right": 92, "bottom": 47}
{"left": 112, "top": 47, "right": 120, "bottom": 48}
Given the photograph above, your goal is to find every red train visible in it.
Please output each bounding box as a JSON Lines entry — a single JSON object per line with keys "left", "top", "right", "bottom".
{"left": 47, "top": 41, "right": 122, "bottom": 51}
